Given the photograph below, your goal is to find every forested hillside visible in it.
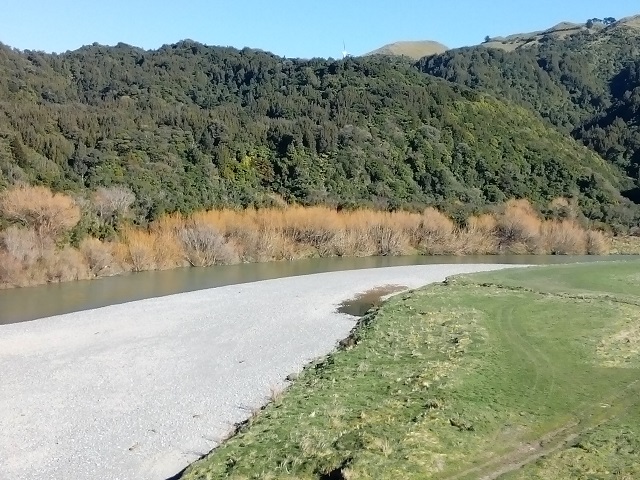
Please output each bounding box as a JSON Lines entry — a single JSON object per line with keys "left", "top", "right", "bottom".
{"left": 0, "top": 39, "right": 634, "bottom": 228}
{"left": 420, "top": 16, "right": 640, "bottom": 211}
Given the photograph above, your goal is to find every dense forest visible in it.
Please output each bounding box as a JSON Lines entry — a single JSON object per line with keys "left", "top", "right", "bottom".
{"left": 1, "top": 17, "right": 640, "bottom": 288}
{"left": 0, "top": 31, "right": 637, "bottom": 234}
{"left": 420, "top": 18, "right": 640, "bottom": 212}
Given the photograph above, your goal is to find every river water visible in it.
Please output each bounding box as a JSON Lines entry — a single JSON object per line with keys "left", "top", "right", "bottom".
{"left": 0, "top": 255, "right": 632, "bottom": 325}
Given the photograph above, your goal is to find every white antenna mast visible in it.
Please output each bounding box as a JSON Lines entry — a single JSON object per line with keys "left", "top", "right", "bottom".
{"left": 342, "top": 41, "right": 349, "bottom": 59}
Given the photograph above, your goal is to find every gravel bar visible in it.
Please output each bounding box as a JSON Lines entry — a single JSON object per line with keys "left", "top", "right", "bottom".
{"left": 0, "top": 264, "right": 522, "bottom": 480}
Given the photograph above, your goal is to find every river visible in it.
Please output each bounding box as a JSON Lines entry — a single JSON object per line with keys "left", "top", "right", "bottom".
{"left": 0, "top": 254, "right": 631, "bottom": 324}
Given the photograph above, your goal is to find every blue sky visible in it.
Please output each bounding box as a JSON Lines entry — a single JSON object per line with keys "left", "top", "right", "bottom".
{"left": 2, "top": 0, "right": 638, "bottom": 58}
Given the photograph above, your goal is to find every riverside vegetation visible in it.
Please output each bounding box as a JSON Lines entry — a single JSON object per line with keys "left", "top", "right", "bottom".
{"left": 179, "top": 260, "right": 640, "bottom": 479}
{"left": 1, "top": 16, "right": 640, "bottom": 286}
{"left": 0, "top": 185, "right": 611, "bottom": 287}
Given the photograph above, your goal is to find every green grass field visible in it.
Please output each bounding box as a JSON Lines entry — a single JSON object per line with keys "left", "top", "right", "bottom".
{"left": 180, "top": 261, "right": 640, "bottom": 479}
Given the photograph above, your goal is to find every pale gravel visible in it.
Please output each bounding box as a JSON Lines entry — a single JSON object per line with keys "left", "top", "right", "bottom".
{"left": 0, "top": 264, "right": 522, "bottom": 480}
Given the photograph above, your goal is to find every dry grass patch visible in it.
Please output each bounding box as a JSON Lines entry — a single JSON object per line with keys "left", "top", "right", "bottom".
{"left": 179, "top": 222, "right": 238, "bottom": 266}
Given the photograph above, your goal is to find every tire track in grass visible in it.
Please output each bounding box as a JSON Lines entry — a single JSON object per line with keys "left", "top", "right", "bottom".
{"left": 476, "top": 379, "right": 640, "bottom": 480}
{"left": 444, "top": 301, "right": 560, "bottom": 480}
{"left": 444, "top": 291, "right": 640, "bottom": 480}
{"left": 504, "top": 301, "right": 559, "bottom": 409}
{"left": 445, "top": 380, "right": 640, "bottom": 480}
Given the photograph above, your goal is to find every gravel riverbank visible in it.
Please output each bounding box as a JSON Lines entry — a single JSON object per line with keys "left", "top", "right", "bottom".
{"left": 0, "top": 264, "right": 522, "bottom": 480}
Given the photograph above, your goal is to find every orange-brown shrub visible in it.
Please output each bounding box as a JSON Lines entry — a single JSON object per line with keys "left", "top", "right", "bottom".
{"left": 585, "top": 230, "right": 610, "bottom": 255}
{"left": 416, "top": 207, "right": 458, "bottom": 254}
{"left": 0, "top": 226, "right": 43, "bottom": 266}
{"left": 147, "top": 215, "right": 186, "bottom": 269}
{"left": 462, "top": 214, "right": 498, "bottom": 254}
{"left": 0, "top": 185, "right": 80, "bottom": 240}
{"left": 42, "top": 247, "right": 90, "bottom": 283}
{"left": 80, "top": 238, "right": 121, "bottom": 277}
{"left": 496, "top": 199, "right": 543, "bottom": 253}
{"left": 0, "top": 197, "right": 612, "bottom": 289}
{"left": 468, "top": 213, "right": 498, "bottom": 233}
{"left": 232, "top": 226, "right": 298, "bottom": 261}
{"left": 0, "top": 251, "right": 24, "bottom": 287}
{"left": 542, "top": 220, "right": 588, "bottom": 255}
{"left": 117, "top": 227, "right": 156, "bottom": 272}
{"left": 332, "top": 228, "right": 376, "bottom": 257}
{"left": 367, "top": 223, "right": 410, "bottom": 256}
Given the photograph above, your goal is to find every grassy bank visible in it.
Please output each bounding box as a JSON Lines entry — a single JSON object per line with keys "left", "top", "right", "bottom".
{"left": 179, "top": 260, "right": 640, "bottom": 479}
{"left": 0, "top": 185, "right": 616, "bottom": 288}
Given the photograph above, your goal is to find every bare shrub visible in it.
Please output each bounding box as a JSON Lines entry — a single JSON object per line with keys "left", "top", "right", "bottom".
{"left": 127, "top": 244, "right": 154, "bottom": 271}
{"left": 586, "top": 230, "right": 610, "bottom": 255}
{"left": 235, "top": 227, "right": 298, "bottom": 262}
{"left": 548, "top": 197, "right": 580, "bottom": 220}
{"left": 261, "top": 230, "right": 299, "bottom": 261}
{"left": 0, "top": 185, "right": 80, "bottom": 240}
{"left": 462, "top": 214, "right": 498, "bottom": 254}
{"left": 43, "top": 247, "right": 90, "bottom": 283}
{"left": 542, "top": 220, "right": 587, "bottom": 255}
{"left": 0, "top": 252, "right": 24, "bottom": 287}
{"left": 333, "top": 229, "right": 376, "bottom": 257}
{"left": 0, "top": 226, "right": 43, "bottom": 265}
{"left": 92, "top": 186, "right": 135, "bottom": 224}
{"left": 416, "top": 208, "right": 457, "bottom": 254}
{"left": 367, "top": 224, "right": 409, "bottom": 256}
{"left": 179, "top": 223, "right": 238, "bottom": 267}
{"left": 80, "top": 238, "right": 120, "bottom": 277}
{"left": 118, "top": 228, "right": 156, "bottom": 272}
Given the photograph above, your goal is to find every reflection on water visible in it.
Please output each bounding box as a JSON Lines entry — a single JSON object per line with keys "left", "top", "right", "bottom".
{"left": 0, "top": 255, "right": 634, "bottom": 325}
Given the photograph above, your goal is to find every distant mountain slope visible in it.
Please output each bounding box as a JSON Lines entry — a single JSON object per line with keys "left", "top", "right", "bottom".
{"left": 0, "top": 41, "right": 632, "bottom": 226}
{"left": 419, "top": 16, "right": 640, "bottom": 204}
{"left": 367, "top": 41, "right": 448, "bottom": 59}
{"left": 481, "top": 21, "right": 588, "bottom": 51}
{"left": 481, "top": 16, "right": 640, "bottom": 52}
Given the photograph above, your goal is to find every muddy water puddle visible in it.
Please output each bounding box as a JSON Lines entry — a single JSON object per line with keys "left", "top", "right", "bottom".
{"left": 337, "top": 285, "right": 408, "bottom": 317}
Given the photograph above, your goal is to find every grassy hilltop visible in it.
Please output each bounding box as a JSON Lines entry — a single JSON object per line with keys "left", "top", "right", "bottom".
{"left": 366, "top": 40, "right": 449, "bottom": 60}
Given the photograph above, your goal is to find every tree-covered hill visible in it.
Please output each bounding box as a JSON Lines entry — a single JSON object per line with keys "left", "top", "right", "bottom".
{"left": 0, "top": 39, "right": 635, "bottom": 227}
{"left": 419, "top": 16, "right": 640, "bottom": 204}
